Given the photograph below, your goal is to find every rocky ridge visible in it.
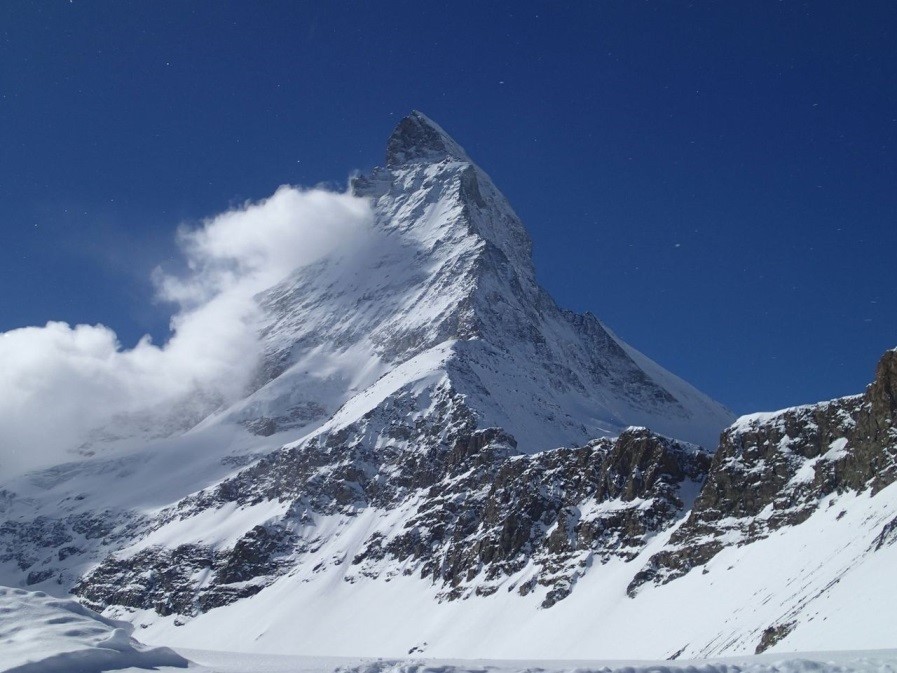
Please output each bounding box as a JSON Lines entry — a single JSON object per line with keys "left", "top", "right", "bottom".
{"left": 70, "top": 350, "right": 897, "bottom": 630}
{"left": 629, "top": 349, "right": 897, "bottom": 605}
{"left": 74, "top": 381, "right": 709, "bottom": 615}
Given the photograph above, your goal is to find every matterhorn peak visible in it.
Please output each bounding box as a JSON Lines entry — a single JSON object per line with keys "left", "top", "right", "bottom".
{"left": 385, "top": 110, "right": 472, "bottom": 168}
{"left": 252, "top": 111, "right": 733, "bottom": 449}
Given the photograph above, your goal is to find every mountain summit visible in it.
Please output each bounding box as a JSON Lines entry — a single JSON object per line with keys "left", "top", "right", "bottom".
{"left": 232, "top": 111, "right": 733, "bottom": 451}
{"left": 386, "top": 110, "right": 472, "bottom": 167}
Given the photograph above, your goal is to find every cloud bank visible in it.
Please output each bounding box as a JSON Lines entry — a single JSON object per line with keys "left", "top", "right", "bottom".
{"left": 0, "top": 186, "right": 372, "bottom": 476}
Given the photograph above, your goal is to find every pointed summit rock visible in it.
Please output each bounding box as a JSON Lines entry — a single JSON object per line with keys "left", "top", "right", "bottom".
{"left": 386, "top": 110, "right": 471, "bottom": 167}
{"left": 245, "top": 111, "right": 734, "bottom": 450}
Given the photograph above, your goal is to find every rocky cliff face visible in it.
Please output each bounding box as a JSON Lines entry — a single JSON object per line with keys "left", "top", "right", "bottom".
{"left": 15, "top": 346, "right": 889, "bottom": 659}
{"left": 73, "top": 409, "right": 708, "bottom": 616}
{"left": 629, "top": 349, "right": 897, "bottom": 604}
{"left": 72, "top": 354, "right": 897, "bottom": 628}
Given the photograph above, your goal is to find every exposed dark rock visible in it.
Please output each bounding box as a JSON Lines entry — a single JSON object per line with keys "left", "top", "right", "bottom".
{"left": 756, "top": 621, "right": 796, "bottom": 653}
{"left": 630, "top": 349, "right": 897, "bottom": 594}
{"left": 0, "top": 517, "right": 73, "bottom": 571}
{"left": 216, "top": 525, "right": 295, "bottom": 585}
{"left": 386, "top": 111, "right": 469, "bottom": 168}
{"left": 69, "top": 512, "right": 116, "bottom": 540}
{"left": 386, "top": 427, "right": 709, "bottom": 608}
{"left": 58, "top": 546, "right": 82, "bottom": 561}
{"left": 872, "top": 514, "right": 897, "bottom": 552}
{"left": 0, "top": 505, "right": 140, "bottom": 595}
{"left": 26, "top": 568, "right": 55, "bottom": 585}
{"left": 240, "top": 402, "right": 329, "bottom": 437}
{"left": 74, "top": 389, "right": 707, "bottom": 617}
{"left": 243, "top": 417, "right": 277, "bottom": 437}
{"left": 75, "top": 523, "right": 296, "bottom": 617}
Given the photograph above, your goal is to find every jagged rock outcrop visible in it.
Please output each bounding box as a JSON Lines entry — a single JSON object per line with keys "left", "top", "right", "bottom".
{"left": 74, "top": 527, "right": 297, "bottom": 616}
{"left": 74, "top": 386, "right": 708, "bottom": 615}
{"left": 630, "top": 349, "right": 897, "bottom": 594}
{"left": 0, "top": 507, "right": 139, "bottom": 589}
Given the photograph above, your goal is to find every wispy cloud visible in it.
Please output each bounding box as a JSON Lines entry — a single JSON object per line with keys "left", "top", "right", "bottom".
{"left": 0, "top": 186, "right": 373, "bottom": 476}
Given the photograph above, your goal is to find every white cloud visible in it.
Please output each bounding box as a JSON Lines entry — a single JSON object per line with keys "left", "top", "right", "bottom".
{"left": 0, "top": 186, "right": 373, "bottom": 476}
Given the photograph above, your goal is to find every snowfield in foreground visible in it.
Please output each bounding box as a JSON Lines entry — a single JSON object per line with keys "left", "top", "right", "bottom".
{"left": 2, "top": 586, "right": 896, "bottom": 673}
{"left": 180, "top": 650, "right": 897, "bottom": 673}
{"left": 2, "top": 586, "right": 897, "bottom": 673}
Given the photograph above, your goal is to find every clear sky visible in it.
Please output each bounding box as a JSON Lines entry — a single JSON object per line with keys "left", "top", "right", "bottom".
{"left": 1, "top": 1, "right": 895, "bottom": 415}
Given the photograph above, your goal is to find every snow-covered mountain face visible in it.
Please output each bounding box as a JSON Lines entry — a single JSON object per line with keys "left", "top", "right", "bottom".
{"left": 223, "top": 110, "right": 734, "bottom": 452}
{"left": 2, "top": 113, "right": 895, "bottom": 662}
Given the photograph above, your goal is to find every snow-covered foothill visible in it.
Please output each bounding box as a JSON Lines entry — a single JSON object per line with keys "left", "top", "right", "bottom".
{"left": 2, "top": 599, "right": 894, "bottom": 673}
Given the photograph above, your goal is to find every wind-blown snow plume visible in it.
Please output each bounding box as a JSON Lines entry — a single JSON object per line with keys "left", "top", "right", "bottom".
{"left": 0, "top": 186, "right": 372, "bottom": 476}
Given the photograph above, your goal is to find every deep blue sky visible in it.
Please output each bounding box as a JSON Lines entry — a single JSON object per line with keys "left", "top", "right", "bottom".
{"left": 1, "top": 1, "right": 895, "bottom": 414}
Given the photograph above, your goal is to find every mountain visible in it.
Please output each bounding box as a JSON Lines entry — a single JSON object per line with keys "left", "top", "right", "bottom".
{"left": 628, "top": 347, "right": 897, "bottom": 653}
{"left": 219, "top": 110, "right": 733, "bottom": 452}
{"left": 1, "top": 112, "right": 894, "bottom": 662}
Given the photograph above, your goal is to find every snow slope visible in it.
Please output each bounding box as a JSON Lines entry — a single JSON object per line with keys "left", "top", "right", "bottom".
{"left": 176, "top": 650, "right": 897, "bottom": 673}
{"left": 112, "top": 480, "right": 897, "bottom": 660}
{"left": 3, "top": 588, "right": 896, "bottom": 673}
